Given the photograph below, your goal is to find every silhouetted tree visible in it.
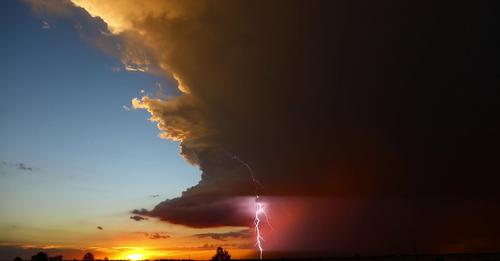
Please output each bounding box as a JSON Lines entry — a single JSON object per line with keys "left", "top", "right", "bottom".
{"left": 103, "top": 257, "right": 109, "bottom": 261}
{"left": 31, "top": 252, "right": 48, "bottom": 261}
{"left": 83, "top": 252, "right": 94, "bottom": 261}
{"left": 211, "top": 247, "right": 231, "bottom": 261}
{"left": 14, "top": 257, "right": 23, "bottom": 261}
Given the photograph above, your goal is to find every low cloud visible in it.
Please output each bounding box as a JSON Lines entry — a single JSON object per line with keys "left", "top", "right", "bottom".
{"left": 192, "top": 243, "right": 253, "bottom": 250}
{"left": 134, "top": 232, "right": 169, "bottom": 240}
{"left": 149, "top": 232, "right": 169, "bottom": 239}
{"left": 195, "top": 229, "right": 251, "bottom": 241}
{"left": 129, "top": 215, "right": 147, "bottom": 222}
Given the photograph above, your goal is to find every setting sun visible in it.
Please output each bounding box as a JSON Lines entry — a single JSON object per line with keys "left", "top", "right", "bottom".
{"left": 126, "top": 253, "right": 144, "bottom": 261}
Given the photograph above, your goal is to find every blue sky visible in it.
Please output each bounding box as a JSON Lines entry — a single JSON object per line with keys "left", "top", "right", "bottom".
{"left": 0, "top": 0, "right": 200, "bottom": 234}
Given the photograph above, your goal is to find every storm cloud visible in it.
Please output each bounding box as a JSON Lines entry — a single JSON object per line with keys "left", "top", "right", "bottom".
{"left": 36, "top": 0, "right": 500, "bottom": 254}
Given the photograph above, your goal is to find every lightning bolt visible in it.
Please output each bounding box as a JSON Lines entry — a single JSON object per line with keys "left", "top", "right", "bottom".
{"left": 255, "top": 196, "right": 264, "bottom": 260}
{"left": 229, "top": 154, "right": 268, "bottom": 260}
{"left": 231, "top": 156, "right": 263, "bottom": 189}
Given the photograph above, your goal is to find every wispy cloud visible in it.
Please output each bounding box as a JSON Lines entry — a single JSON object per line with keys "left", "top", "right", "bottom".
{"left": 1, "top": 161, "right": 35, "bottom": 172}
{"left": 148, "top": 232, "right": 169, "bottom": 239}
{"left": 17, "top": 163, "right": 33, "bottom": 171}
{"left": 42, "top": 20, "right": 50, "bottom": 29}
{"left": 134, "top": 231, "right": 169, "bottom": 240}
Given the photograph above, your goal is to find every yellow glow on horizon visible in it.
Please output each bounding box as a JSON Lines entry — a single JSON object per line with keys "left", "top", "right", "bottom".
{"left": 126, "top": 253, "right": 144, "bottom": 260}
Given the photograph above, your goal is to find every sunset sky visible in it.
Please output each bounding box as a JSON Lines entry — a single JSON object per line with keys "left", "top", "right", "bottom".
{"left": 0, "top": 1, "right": 251, "bottom": 259}
{"left": 1, "top": 0, "right": 499, "bottom": 260}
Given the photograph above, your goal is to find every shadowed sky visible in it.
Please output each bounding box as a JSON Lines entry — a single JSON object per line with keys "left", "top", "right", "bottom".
{"left": 1, "top": 0, "right": 500, "bottom": 259}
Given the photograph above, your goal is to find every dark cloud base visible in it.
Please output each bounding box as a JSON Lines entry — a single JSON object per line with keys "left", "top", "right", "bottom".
{"left": 133, "top": 196, "right": 253, "bottom": 228}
